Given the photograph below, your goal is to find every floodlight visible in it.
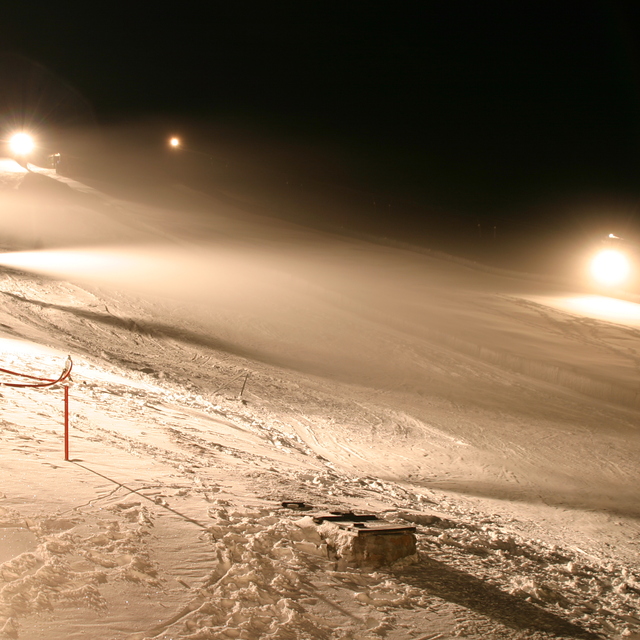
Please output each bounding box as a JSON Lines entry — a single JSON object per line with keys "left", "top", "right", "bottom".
{"left": 9, "top": 132, "right": 35, "bottom": 155}
{"left": 590, "top": 249, "right": 630, "bottom": 286}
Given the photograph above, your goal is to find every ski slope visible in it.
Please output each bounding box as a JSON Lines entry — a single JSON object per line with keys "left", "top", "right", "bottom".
{"left": 0, "top": 158, "right": 638, "bottom": 639}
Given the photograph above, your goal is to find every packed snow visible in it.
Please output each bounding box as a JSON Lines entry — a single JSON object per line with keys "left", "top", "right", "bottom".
{"left": 0, "top": 158, "right": 638, "bottom": 639}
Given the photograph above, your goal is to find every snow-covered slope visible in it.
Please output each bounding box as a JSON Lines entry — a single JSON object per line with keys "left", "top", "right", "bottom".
{"left": 0, "top": 159, "right": 638, "bottom": 639}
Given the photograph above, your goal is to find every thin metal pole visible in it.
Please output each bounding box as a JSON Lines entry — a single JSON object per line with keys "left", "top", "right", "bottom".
{"left": 64, "top": 385, "right": 69, "bottom": 461}
{"left": 239, "top": 373, "right": 249, "bottom": 399}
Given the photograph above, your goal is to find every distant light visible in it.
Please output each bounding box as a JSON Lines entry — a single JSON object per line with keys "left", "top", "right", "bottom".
{"left": 0, "top": 249, "right": 129, "bottom": 274}
{"left": 0, "top": 158, "right": 28, "bottom": 173}
{"left": 590, "top": 249, "right": 630, "bottom": 286}
{"left": 9, "top": 132, "right": 35, "bottom": 155}
{"left": 608, "top": 233, "right": 620, "bottom": 239}
{"left": 169, "top": 137, "right": 180, "bottom": 148}
{"left": 526, "top": 294, "right": 640, "bottom": 327}
{"left": 568, "top": 296, "right": 640, "bottom": 323}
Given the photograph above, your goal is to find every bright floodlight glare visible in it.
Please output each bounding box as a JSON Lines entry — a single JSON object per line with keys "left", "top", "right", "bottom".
{"left": 590, "top": 249, "right": 630, "bottom": 286}
{"left": 9, "top": 132, "right": 35, "bottom": 155}
{"left": 568, "top": 296, "right": 640, "bottom": 322}
{"left": 169, "top": 137, "right": 180, "bottom": 148}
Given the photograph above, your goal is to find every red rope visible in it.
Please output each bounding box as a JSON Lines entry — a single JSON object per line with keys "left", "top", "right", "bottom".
{"left": 0, "top": 367, "right": 56, "bottom": 382}
{"left": 1, "top": 358, "right": 73, "bottom": 388}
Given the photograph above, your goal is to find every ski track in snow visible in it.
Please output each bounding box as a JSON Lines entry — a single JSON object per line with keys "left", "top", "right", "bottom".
{"left": 0, "top": 161, "right": 639, "bottom": 639}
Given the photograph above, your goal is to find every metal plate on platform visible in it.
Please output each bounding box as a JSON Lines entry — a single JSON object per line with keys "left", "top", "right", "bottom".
{"left": 337, "top": 522, "right": 417, "bottom": 536}
{"left": 312, "top": 511, "right": 379, "bottom": 524}
{"left": 312, "top": 512, "right": 416, "bottom": 536}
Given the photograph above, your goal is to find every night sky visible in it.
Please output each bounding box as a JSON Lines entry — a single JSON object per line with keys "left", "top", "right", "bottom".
{"left": 3, "top": 2, "right": 640, "bottom": 253}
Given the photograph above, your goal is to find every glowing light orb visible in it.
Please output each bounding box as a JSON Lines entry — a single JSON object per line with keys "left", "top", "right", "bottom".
{"left": 169, "top": 137, "right": 180, "bottom": 148}
{"left": 590, "top": 249, "right": 630, "bottom": 286}
{"left": 9, "top": 132, "right": 35, "bottom": 155}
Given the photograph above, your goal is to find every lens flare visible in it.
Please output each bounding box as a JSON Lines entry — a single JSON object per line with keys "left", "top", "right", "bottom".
{"left": 9, "top": 132, "right": 35, "bottom": 155}
{"left": 590, "top": 249, "right": 630, "bottom": 286}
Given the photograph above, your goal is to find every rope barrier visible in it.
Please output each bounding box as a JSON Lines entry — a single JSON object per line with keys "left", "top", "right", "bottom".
{"left": 0, "top": 367, "right": 56, "bottom": 382}
{"left": 1, "top": 356, "right": 73, "bottom": 459}
{"left": 0, "top": 356, "right": 72, "bottom": 387}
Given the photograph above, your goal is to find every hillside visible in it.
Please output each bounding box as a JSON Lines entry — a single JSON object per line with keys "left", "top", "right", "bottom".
{"left": 0, "top": 158, "right": 638, "bottom": 639}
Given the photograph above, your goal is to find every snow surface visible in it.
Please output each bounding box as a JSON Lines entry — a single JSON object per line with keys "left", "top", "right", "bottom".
{"left": 0, "top": 158, "right": 638, "bottom": 639}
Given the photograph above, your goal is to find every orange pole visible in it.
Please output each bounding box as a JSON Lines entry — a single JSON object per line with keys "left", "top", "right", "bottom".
{"left": 64, "top": 385, "right": 69, "bottom": 461}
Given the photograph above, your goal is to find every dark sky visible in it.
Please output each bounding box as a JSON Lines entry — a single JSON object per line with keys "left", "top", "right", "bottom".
{"left": 3, "top": 2, "right": 640, "bottom": 239}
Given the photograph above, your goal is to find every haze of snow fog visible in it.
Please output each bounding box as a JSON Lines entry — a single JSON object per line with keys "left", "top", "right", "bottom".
{"left": 0, "top": 128, "right": 639, "bottom": 640}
